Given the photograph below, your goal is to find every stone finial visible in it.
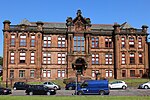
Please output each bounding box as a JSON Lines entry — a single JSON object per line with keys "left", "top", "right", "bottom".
{"left": 66, "top": 17, "right": 73, "bottom": 26}
{"left": 36, "top": 21, "right": 44, "bottom": 31}
{"left": 113, "top": 23, "right": 120, "bottom": 33}
{"left": 86, "top": 18, "right": 91, "bottom": 25}
{"left": 77, "top": 9, "right": 82, "bottom": 16}
{"left": 3, "top": 20, "right": 11, "bottom": 30}
{"left": 142, "top": 25, "right": 148, "bottom": 33}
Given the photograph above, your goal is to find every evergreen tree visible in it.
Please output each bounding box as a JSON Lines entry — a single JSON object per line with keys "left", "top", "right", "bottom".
{"left": 0, "top": 57, "right": 3, "bottom": 66}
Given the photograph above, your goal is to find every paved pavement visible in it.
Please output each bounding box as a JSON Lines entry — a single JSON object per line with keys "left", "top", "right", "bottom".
{"left": 11, "top": 88, "right": 150, "bottom": 96}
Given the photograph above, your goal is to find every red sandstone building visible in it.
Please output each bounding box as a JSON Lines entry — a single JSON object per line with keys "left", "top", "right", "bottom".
{"left": 2, "top": 10, "right": 149, "bottom": 82}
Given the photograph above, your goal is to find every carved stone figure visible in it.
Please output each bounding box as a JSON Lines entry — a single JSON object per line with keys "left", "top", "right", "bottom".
{"left": 77, "top": 9, "right": 82, "bottom": 16}
{"left": 66, "top": 17, "right": 73, "bottom": 26}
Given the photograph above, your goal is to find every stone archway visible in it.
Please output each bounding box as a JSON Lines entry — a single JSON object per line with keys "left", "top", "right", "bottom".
{"left": 72, "top": 58, "right": 87, "bottom": 74}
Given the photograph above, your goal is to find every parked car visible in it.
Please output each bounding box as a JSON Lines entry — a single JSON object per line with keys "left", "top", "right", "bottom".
{"left": 43, "top": 82, "right": 61, "bottom": 90}
{"left": 0, "top": 86, "right": 11, "bottom": 95}
{"left": 76, "top": 80, "right": 109, "bottom": 95}
{"left": 65, "top": 82, "right": 81, "bottom": 90}
{"left": 25, "top": 85, "right": 56, "bottom": 95}
{"left": 138, "top": 81, "right": 150, "bottom": 89}
{"left": 13, "top": 82, "right": 29, "bottom": 90}
{"left": 109, "top": 81, "right": 127, "bottom": 89}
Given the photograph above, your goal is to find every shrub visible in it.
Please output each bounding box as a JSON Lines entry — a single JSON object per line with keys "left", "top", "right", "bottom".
{"left": 63, "top": 77, "right": 76, "bottom": 84}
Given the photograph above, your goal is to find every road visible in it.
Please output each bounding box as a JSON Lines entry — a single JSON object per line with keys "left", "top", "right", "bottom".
{"left": 11, "top": 88, "right": 150, "bottom": 96}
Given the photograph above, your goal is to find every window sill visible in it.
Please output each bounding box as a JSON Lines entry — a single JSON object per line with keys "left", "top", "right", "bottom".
{"left": 138, "top": 63, "right": 144, "bottom": 65}
{"left": 10, "top": 63, "right": 15, "bottom": 64}
{"left": 92, "top": 64, "right": 99, "bottom": 65}
{"left": 19, "top": 63, "right": 27, "bottom": 64}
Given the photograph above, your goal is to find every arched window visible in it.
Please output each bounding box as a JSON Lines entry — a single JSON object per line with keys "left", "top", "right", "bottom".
{"left": 30, "top": 35, "right": 35, "bottom": 47}
{"left": 10, "top": 52, "right": 15, "bottom": 64}
{"left": 130, "top": 53, "right": 135, "bottom": 64}
{"left": 138, "top": 37, "right": 142, "bottom": 48}
{"left": 139, "top": 53, "right": 143, "bottom": 64}
{"left": 121, "top": 53, "right": 126, "bottom": 64}
{"left": 30, "top": 52, "right": 35, "bottom": 64}
{"left": 129, "top": 37, "right": 134, "bottom": 48}
{"left": 19, "top": 52, "right": 26, "bottom": 63}
{"left": 20, "top": 34, "right": 26, "bottom": 47}
{"left": 10, "top": 35, "right": 15, "bottom": 47}
{"left": 121, "top": 37, "right": 125, "bottom": 48}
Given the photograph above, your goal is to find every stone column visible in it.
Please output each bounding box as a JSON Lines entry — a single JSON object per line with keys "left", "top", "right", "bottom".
{"left": 113, "top": 24, "right": 120, "bottom": 79}
{"left": 148, "top": 43, "right": 150, "bottom": 78}
{"left": 144, "top": 42, "right": 148, "bottom": 69}
{"left": 70, "top": 35, "right": 73, "bottom": 53}
{"left": 67, "top": 34, "right": 71, "bottom": 53}
{"left": 142, "top": 25, "right": 149, "bottom": 73}
{"left": 85, "top": 35, "right": 89, "bottom": 54}
{"left": 88, "top": 36, "right": 91, "bottom": 54}
{"left": 36, "top": 21, "right": 43, "bottom": 80}
{"left": 3, "top": 20, "right": 11, "bottom": 84}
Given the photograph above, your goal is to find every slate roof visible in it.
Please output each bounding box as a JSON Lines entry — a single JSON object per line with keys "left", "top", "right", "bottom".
{"left": 91, "top": 24, "right": 113, "bottom": 30}
{"left": 120, "top": 22, "right": 133, "bottom": 29}
{"left": 30, "top": 22, "right": 113, "bottom": 30}
{"left": 19, "top": 19, "right": 134, "bottom": 30}
{"left": 19, "top": 19, "right": 31, "bottom": 25}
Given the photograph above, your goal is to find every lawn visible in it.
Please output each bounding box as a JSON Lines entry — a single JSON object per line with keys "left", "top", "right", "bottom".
{"left": 0, "top": 78, "right": 150, "bottom": 88}
{"left": 0, "top": 96, "right": 150, "bottom": 100}
{"left": 109, "top": 78, "right": 150, "bottom": 87}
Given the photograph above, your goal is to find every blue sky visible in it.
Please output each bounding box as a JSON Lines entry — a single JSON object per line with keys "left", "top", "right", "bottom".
{"left": 0, "top": 0, "right": 150, "bottom": 57}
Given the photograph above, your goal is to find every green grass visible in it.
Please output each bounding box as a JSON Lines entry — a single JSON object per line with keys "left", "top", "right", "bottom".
{"left": 27, "top": 79, "right": 65, "bottom": 87}
{"left": 0, "top": 96, "right": 150, "bottom": 100}
{"left": 123, "top": 78, "right": 150, "bottom": 87}
{"left": 109, "top": 78, "right": 150, "bottom": 87}
{"left": 1, "top": 78, "right": 150, "bottom": 88}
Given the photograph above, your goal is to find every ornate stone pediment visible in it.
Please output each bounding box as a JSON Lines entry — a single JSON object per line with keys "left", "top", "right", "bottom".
{"left": 66, "top": 10, "right": 91, "bottom": 32}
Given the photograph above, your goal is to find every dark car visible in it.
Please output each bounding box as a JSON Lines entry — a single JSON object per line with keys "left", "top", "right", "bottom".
{"left": 25, "top": 85, "right": 56, "bottom": 95}
{"left": 65, "top": 82, "right": 81, "bottom": 90}
{"left": 13, "top": 82, "right": 29, "bottom": 90}
{"left": 0, "top": 86, "right": 11, "bottom": 95}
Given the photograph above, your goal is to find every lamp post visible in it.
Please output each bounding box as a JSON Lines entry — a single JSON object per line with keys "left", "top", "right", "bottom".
{"left": 95, "top": 71, "right": 100, "bottom": 80}
{"left": 75, "top": 70, "right": 81, "bottom": 95}
{"left": 6, "top": 49, "right": 9, "bottom": 88}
